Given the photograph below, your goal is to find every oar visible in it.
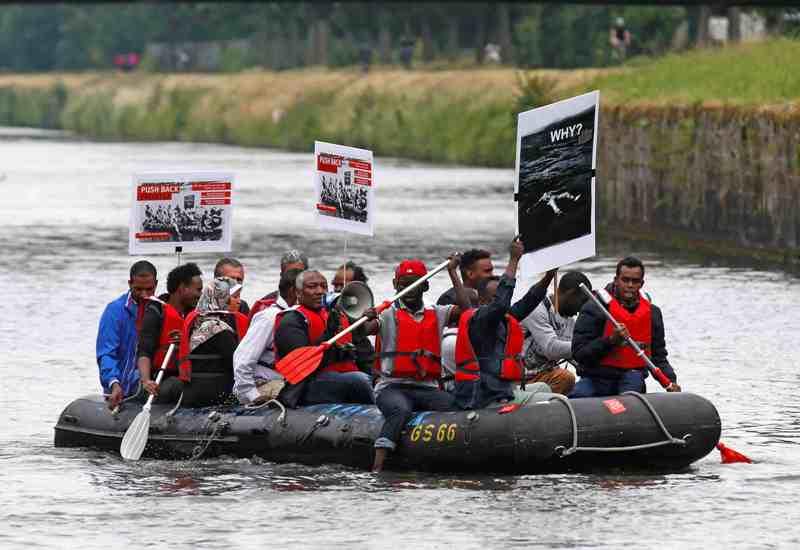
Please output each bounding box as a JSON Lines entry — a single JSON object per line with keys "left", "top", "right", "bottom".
{"left": 578, "top": 283, "right": 673, "bottom": 388}
{"left": 579, "top": 284, "right": 753, "bottom": 463}
{"left": 276, "top": 259, "right": 451, "bottom": 384}
{"left": 120, "top": 343, "right": 176, "bottom": 461}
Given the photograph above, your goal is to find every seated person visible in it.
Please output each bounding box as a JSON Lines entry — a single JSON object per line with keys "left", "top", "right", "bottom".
{"left": 232, "top": 268, "right": 301, "bottom": 405}
{"left": 570, "top": 256, "right": 680, "bottom": 397}
{"left": 330, "top": 261, "right": 374, "bottom": 375}
{"left": 520, "top": 271, "right": 591, "bottom": 396}
{"left": 440, "top": 289, "right": 478, "bottom": 392}
{"left": 364, "top": 256, "right": 471, "bottom": 472}
{"left": 174, "top": 277, "right": 250, "bottom": 407}
{"left": 215, "top": 257, "right": 250, "bottom": 316}
{"left": 452, "top": 237, "right": 555, "bottom": 410}
{"left": 137, "top": 262, "right": 203, "bottom": 404}
{"left": 437, "top": 248, "right": 494, "bottom": 306}
{"left": 274, "top": 270, "right": 374, "bottom": 408}
{"left": 250, "top": 249, "right": 308, "bottom": 319}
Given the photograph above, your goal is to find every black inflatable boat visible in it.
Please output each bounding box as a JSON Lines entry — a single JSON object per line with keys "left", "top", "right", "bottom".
{"left": 54, "top": 391, "right": 720, "bottom": 473}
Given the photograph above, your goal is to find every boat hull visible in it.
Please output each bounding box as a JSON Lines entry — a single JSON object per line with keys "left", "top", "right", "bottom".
{"left": 54, "top": 392, "right": 721, "bottom": 473}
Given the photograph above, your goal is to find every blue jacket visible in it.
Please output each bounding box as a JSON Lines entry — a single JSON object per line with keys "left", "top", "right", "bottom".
{"left": 96, "top": 292, "right": 141, "bottom": 397}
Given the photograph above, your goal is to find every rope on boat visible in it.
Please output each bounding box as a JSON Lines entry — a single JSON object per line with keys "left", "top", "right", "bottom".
{"left": 549, "top": 392, "right": 689, "bottom": 457}
{"left": 189, "top": 411, "right": 228, "bottom": 461}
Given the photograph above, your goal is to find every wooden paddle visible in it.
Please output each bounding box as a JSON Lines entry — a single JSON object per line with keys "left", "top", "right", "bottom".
{"left": 120, "top": 343, "right": 176, "bottom": 461}
{"left": 578, "top": 283, "right": 673, "bottom": 388}
{"left": 276, "top": 259, "right": 451, "bottom": 384}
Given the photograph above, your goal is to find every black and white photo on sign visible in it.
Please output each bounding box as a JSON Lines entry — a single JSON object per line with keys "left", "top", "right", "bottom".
{"left": 314, "top": 141, "right": 375, "bottom": 237}
{"left": 514, "top": 91, "right": 599, "bottom": 279}
{"left": 129, "top": 171, "right": 235, "bottom": 255}
{"left": 319, "top": 169, "right": 370, "bottom": 223}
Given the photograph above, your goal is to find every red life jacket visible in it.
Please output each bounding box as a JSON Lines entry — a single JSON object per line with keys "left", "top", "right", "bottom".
{"left": 178, "top": 310, "right": 249, "bottom": 382}
{"left": 453, "top": 308, "right": 524, "bottom": 382}
{"left": 375, "top": 307, "right": 442, "bottom": 380}
{"left": 249, "top": 294, "right": 278, "bottom": 320}
{"left": 275, "top": 305, "right": 357, "bottom": 374}
{"left": 600, "top": 290, "right": 653, "bottom": 369}
{"left": 151, "top": 299, "right": 185, "bottom": 374}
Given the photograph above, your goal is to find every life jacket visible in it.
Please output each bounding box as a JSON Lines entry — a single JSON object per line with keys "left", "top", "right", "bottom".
{"left": 150, "top": 297, "right": 186, "bottom": 374}
{"left": 453, "top": 308, "right": 525, "bottom": 383}
{"left": 375, "top": 307, "right": 442, "bottom": 380}
{"left": 178, "top": 310, "right": 249, "bottom": 382}
{"left": 249, "top": 293, "right": 278, "bottom": 320}
{"left": 598, "top": 289, "right": 652, "bottom": 369}
{"left": 275, "top": 305, "right": 358, "bottom": 374}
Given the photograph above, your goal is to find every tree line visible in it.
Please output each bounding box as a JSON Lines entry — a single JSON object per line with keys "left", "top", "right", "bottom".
{"left": 0, "top": 3, "right": 791, "bottom": 72}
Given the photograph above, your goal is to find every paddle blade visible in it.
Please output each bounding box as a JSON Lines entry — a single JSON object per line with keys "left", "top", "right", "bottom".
{"left": 717, "top": 442, "right": 753, "bottom": 464}
{"left": 275, "top": 345, "right": 326, "bottom": 384}
{"left": 120, "top": 410, "right": 152, "bottom": 461}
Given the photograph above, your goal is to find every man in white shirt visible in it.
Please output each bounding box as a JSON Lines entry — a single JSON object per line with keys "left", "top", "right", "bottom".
{"left": 233, "top": 268, "right": 301, "bottom": 404}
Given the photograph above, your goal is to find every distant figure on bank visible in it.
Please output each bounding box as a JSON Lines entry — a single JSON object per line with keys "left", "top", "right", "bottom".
{"left": 484, "top": 43, "right": 501, "bottom": 64}
{"left": 437, "top": 248, "right": 494, "bottom": 306}
{"left": 97, "top": 261, "right": 157, "bottom": 409}
{"left": 399, "top": 36, "right": 415, "bottom": 69}
{"left": 359, "top": 43, "right": 372, "bottom": 73}
{"left": 453, "top": 237, "right": 555, "bottom": 409}
{"left": 521, "top": 271, "right": 591, "bottom": 396}
{"left": 250, "top": 249, "right": 309, "bottom": 319}
{"left": 274, "top": 270, "right": 374, "bottom": 408}
{"left": 570, "top": 257, "right": 680, "bottom": 397}
{"left": 233, "top": 268, "right": 301, "bottom": 405}
{"left": 177, "top": 277, "right": 249, "bottom": 407}
{"left": 137, "top": 263, "right": 203, "bottom": 404}
{"left": 610, "top": 17, "right": 632, "bottom": 61}
{"left": 215, "top": 257, "right": 250, "bottom": 316}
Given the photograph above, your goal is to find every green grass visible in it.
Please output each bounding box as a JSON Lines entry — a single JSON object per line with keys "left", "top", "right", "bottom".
{"left": 587, "top": 38, "right": 800, "bottom": 105}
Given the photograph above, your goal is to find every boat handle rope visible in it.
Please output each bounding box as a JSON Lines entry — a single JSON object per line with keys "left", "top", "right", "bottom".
{"left": 189, "top": 411, "right": 228, "bottom": 461}
{"left": 244, "top": 398, "right": 288, "bottom": 427}
{"left": 549, "top": 392, "right": 689, "bottom": 458}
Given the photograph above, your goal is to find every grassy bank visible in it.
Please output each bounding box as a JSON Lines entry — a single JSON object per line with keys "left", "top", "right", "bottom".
{"left": 0, "top": 38, "right": 798, "bottom": 168}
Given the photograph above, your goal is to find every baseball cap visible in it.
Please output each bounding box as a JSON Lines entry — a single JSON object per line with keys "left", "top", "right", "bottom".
{"left": 395, "top": 259, "right": 427, "bottom": 278}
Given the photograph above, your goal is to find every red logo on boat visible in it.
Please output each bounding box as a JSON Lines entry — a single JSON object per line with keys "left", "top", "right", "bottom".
{"left": 603, "top": 399, "right": 626, "bottom": 415}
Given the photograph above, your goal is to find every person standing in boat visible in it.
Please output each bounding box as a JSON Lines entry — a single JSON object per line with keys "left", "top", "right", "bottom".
{"left": 232, "top": 268, "right": 301, "bottom": 405}
{"left": 249, "top": 249, "right": 309, "bottom": 320}
{"left": 273, "top": 270, "right": 374, "bottom": 407}
{"left": 570, "top": 257, "right": 680, "bottom": 397}
{"left": 136, "top": 262, "right": 203, "bottom": 404}
{"left": 453, "top": 237, "right": 556, "bottom": 410}
{"left": 437, "top": 249, "right": 495, "bottom": 306}
{"left": 96, "top": 260, "right": 157, "bottom": 410}
{"left": 364, "top": 256, "right": 473, "bottom": 472}
{"left": 520, "top": 271, "right": 593, "bottom": 395}
{"left": 175, "top": 277, "right": 250, "bottom": 407}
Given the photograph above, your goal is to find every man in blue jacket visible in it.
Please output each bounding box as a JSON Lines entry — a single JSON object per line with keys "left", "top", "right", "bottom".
{"left": 97, "top": 260, "right": 157, "bottom": 409}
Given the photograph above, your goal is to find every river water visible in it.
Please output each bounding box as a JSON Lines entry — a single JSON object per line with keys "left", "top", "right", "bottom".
{"left": 1, "top": 133, "right": 799, "bottom": 549}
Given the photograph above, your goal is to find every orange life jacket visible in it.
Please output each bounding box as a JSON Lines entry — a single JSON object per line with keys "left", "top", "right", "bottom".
{"left": 454, "top": 308, "right": 525, "bottom": 382}
{"left": 178, "top": 310, "right": 249, "bottom": 382}
{"left": 275, "top": 305, "right": 358, "bottom": 374}
{"left": 151, "top": 299, "right": 185, "bottom": 374}
{"left": 599, "top": 290, "right": 652, "bottom": 369}
{"left": 375, "top": 307, "right": 442, "bottom": 380}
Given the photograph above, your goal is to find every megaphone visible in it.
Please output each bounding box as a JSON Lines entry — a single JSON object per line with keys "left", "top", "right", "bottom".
{"left": 338, "top": 281, "right": 374, "bottom": 320}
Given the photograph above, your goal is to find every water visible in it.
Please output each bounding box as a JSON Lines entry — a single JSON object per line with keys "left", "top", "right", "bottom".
{"left": 1, "top": 133, "right": 799, "bottom": 549}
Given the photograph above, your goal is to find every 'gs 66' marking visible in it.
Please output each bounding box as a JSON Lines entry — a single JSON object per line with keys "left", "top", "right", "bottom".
{"left": 410, "top": 423, "right": 457, "bottom": 443}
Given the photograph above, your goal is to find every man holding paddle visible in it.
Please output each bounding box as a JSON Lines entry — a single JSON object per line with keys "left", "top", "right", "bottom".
{"left": 570, "top": 256, "right": 680, "bottom": 397}
{"left": 365, "top": 255, "right": 473, "bottom": 472}
{"left": 274, "top": 270, "right": 374, "bottom": 407}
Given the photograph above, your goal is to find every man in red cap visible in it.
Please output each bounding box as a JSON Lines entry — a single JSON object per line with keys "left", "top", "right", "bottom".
{"left": 365, "top": 255, "right": 472, "bottom": 472}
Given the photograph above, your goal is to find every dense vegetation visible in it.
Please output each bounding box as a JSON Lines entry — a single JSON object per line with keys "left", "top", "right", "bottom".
{"left": 0, "top": 3, "right": 700, "bottom": 72}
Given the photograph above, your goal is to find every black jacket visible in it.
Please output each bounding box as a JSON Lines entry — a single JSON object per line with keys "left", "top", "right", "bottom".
{"left": 571, "top": 292, "right": 676, "bottom": 382}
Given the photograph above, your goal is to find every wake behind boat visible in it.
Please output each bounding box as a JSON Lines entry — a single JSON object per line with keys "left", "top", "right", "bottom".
{"left": 54, "top": 391, "right": 720, "bottom": 473}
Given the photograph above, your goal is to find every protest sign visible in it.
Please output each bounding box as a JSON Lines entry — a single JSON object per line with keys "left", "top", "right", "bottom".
{"left": 129, "top": 171, "right": 234, "bottom": 255}
{"left": 314, "top": 141, "right": 374, "bottom": 236}
{"left": 515, "top": 91, "right": 599, "bottom": 275}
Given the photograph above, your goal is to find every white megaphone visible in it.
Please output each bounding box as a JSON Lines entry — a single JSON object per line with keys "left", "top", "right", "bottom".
{"left": 338, "top": 281, "right": 375, "bottom": 320}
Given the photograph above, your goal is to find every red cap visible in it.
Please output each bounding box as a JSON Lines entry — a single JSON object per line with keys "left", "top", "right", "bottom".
{"left": 395, "top": 259, "right": 427, "bottom": 278}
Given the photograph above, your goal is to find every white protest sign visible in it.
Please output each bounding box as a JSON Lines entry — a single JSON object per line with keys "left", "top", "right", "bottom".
{"left": 314, "top": 141, "right": 374, "bottom": 236}
{"left": 129, "top": 171, "right": 234, "bottom": 255}
{"left": 515, "top": 91, "right": 599, "bottom": 276}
